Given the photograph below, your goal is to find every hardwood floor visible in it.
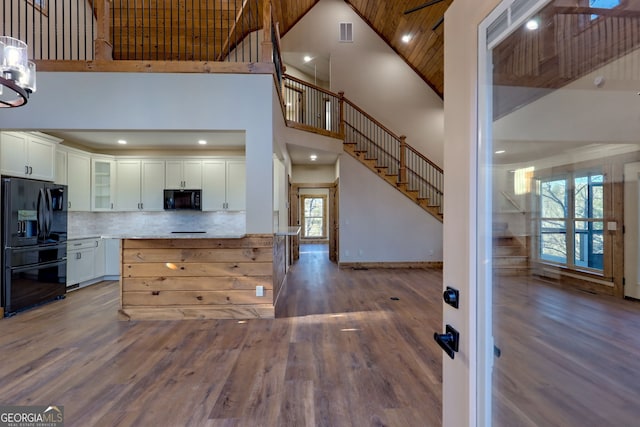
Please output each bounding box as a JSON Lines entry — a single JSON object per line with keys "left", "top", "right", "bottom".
{"left": 492, "top": 274, "right": 640, "bottom": 426}
{"left": 0, "top": 244, "right": 443, "bottom": 427}
{"left": 2, "top": 244, "right": 638, "bottom": 426}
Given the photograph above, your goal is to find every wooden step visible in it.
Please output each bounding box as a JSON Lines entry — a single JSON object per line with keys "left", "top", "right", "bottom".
{"left": 494, "top": 245, "right": 526, "bottom": 256}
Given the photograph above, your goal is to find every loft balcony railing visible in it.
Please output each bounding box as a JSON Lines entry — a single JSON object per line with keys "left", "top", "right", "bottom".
{"left": 282, "top": 74, "right": 444, "bottom": 212}
{"left": 1, "top": 0, "right": 282, "bottom": 74}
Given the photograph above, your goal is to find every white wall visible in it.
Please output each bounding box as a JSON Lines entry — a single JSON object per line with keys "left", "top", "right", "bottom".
{"left": 280, "top": 0, "right": 445, "bottom": 166}
{"left": 0, "top": 72, "right": 274, "bottom": 234}
{"left": 291, "top": 164, "right": 336, "bottom": 183}
{"left": 339, "top": 154, "right": 442, "bottom": 262}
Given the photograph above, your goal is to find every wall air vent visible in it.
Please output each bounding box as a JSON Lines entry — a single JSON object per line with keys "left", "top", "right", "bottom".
{"left": 339, "top": 22, "right": 353, "bottom": 42}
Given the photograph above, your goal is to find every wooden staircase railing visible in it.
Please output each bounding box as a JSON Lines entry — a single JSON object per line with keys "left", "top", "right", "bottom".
{"left": 282, "top": 74, "right": 444, "bottom": 222}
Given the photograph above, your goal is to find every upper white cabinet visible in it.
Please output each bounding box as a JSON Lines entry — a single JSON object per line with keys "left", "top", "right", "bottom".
{"left": 226, "top": 160, "right": 246, "bottom": 210}
{"left": 0, "top": 131, "right": 58, "bottom": 181}
{"left": 66, "top": 150, "right": 91, "bottom": 211}
{"left": 55, "top": 150, "right": 67, "bottom": 185}
{"left": 115, "top": 159, "right": 165, "bottom": 211}
{"left": 115, "top": 160, "right": 142, "bottom": 211}
{"left": 165, "top": 160, "right": 202, "bottom": 189}
{"left": 202, "top": 160, "right": 226, "bottom": 210}
{"left": 141, "top": 160, "right": 165, "bottom": 211}
{"left": 92, "top": 157, "right": 116, "bottom": 211}
{"left": 202, "top": 159, "right": 246, "bottom": 211}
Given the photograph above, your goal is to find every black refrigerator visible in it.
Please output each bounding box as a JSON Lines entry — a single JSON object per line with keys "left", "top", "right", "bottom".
{"left": 1, "top": 176, "right": 68, "bottom": 316}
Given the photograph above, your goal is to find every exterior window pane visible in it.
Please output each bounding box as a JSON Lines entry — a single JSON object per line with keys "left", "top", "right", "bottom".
{"left": 302, "top": 196, "right": 327, "bottom": 239}
{"left": 592, "top": 185, "right": 603, "bottom": 218}
{"left": 574, "top": 176, "right": 588, "bottom": 219}
{"left": 541, "top": 233, "right": 566, "bottom": 262}
{"left": 541, "top": 179, "right": 567, "bottom": 218}
{"left": 305, "top": 218, "right": 324, "bottom": 237}
{"left": 592, "top": 229, "right": 604, "bottom": 254}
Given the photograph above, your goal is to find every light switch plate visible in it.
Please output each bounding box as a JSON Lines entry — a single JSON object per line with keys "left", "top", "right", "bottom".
{"left": 256, "top": 285, "right": 264, "bottom": 297}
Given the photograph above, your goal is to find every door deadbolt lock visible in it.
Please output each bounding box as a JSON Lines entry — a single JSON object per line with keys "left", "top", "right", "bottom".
{"left": 443, "top": 286, "right": 459, "bottom": 309}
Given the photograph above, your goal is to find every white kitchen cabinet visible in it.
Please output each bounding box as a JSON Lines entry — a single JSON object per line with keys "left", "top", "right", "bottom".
{"left": 141, "top": 160, "right": 165, "bottom": 210}
{"left": 202, "top": 159, "right": 246, "bottom": 211}
{"left": 202, "top": 160, "right": 226, "bottom": 210}
{"left": 226, "top": 160, "right": 246, "bottom": 210}
{"left": 92, "top": 157, "right": 116, "bottom": 211}
{"left": 94, "top": 238, "right": 106, "bottom": 278}
{"left": 0, "top": 131, "right": 58, "bottom": 181}
{"left": 104, "top": 239, "right": 121, "bottom": 277}
{"left": 165, "top": 160, "right": 202, "bottom": 189}
{"left": 55, "top": 150, "right": 67, "bottom": 185}
{"left": 67, "top": 238, "right": 100, "bottom": 288}
{"left": 115, "top": 160, "right": 142, "bottom": 210}
{"left": 67, "top": 238, "right": 114, "bottom": 289}
{"left": 116, "top": 159, "right": 165, "bottom": 211}
{"left": 67, "top": 151, "right": 91, "bottom": 211}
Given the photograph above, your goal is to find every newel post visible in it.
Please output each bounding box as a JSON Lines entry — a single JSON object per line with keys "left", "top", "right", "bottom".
{"left": 262, "top": 0, "right": 274, "bottom": 62}
{"left": 338, "top": 91, "right": 345, "bottom": 139}
{"left": 95, "top": 0, "right": 113, "bottom": 61}
{"left": 399, "top": 135, "right": 407, "bottom": 183}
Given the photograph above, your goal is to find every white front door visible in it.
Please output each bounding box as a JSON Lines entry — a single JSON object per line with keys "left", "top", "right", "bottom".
{"left": 624, "top": 162, "right": 640, "bottom": 300}
{"left": 445, "top": 0, "right": 639, "bottom": 426}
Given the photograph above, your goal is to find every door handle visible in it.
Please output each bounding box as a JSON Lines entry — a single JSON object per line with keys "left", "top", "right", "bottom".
{"left": 434, "top": 324, "right": 460, "bottom": 360}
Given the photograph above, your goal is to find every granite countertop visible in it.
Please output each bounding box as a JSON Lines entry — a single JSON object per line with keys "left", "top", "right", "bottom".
{"left": 68, "top": 230, "right": 246, "bottom": 240}
{"left": 67, "top": 235, "right": 102, "bottom": 241}
{"left": 275, "top": 226, "right": 301, "bottom": 236}
{"left": 100, "top": 231, "right": 246, "bottom": 239}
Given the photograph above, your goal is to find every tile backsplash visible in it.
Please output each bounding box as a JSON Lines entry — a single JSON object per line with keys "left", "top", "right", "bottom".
{"left": 68, "top": 211, "right": 245, "bottom": 238}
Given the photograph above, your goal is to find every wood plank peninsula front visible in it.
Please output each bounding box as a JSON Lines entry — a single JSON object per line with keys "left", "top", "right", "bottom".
{"left": 117, "top": 234, "right": 278, "bottom": 320}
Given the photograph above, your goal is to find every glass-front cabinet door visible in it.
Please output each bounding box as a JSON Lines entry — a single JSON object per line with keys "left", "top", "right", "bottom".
{"left": 91, "top": 157, "right": 116, "bottom": 211}
{"left": 469, "top": 0, "right": 640, "bottom": 425}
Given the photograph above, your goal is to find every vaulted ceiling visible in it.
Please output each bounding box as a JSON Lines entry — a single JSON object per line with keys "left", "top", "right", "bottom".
{"left": 271, "top": 0, "right": 452, "bottom": 98}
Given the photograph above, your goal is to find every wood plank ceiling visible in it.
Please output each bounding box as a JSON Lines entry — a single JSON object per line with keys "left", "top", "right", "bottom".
{"left": 273, "top": 0, "right": 452, "bottom": 98}
{"left": 110, "top": 0, "right": 450, "bottom": 97}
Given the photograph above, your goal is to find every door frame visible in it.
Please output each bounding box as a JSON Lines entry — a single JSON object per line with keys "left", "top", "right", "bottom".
{"left": 289, "top": 182, "right": 339, "bottom": 262}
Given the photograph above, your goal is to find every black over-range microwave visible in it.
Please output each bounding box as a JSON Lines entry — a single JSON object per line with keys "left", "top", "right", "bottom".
{"left": 164, "top": 189, "right": 202, "bottom": 210}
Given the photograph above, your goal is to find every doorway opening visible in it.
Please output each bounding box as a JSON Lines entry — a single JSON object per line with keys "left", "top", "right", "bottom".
{"left": 290, "top": 181, "right": 339, "bottom": 263}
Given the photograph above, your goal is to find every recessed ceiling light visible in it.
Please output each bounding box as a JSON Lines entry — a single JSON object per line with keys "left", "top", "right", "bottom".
{"left": 198, "top": 140, "right": 207, "bottom": 145}
{"left": 117, "top": 139, "right": 127, "bottom": 145}
{"left": 304, "top": 55, "right": 312, "bottom": 62}
{"left": 495, "top": 150, "right": 506, "bottom": 154}
{"left": 525, "top": 19, "right": 539, "bottom": 30}
{"left": 310, "top": 154, "right": 318, "bottom": 161}
{"left": 402, "top": 34, "right": 412, "bottom": 43}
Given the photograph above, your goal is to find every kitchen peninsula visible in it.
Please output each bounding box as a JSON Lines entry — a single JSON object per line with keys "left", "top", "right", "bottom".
{"left": 116, "top": 233, "right": 280, "bottom": 320}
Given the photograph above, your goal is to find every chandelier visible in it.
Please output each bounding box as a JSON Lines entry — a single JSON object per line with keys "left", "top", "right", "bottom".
{"left": 0, "top": 36, "right": 36, "bottom": 108}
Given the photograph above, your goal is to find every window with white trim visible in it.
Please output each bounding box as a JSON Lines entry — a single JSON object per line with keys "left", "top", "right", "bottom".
{"left": 539, "top": 171, "right": 604, "bottom": 271}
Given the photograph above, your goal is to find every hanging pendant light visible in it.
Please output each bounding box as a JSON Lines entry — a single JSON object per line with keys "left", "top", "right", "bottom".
{"left": 0, "top": 36, "right": 36, "bottom": 108}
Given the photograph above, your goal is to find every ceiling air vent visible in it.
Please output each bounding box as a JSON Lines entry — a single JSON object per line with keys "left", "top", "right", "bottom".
{"left": 339, "top": 22, "right": 353, "bottom": 42}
